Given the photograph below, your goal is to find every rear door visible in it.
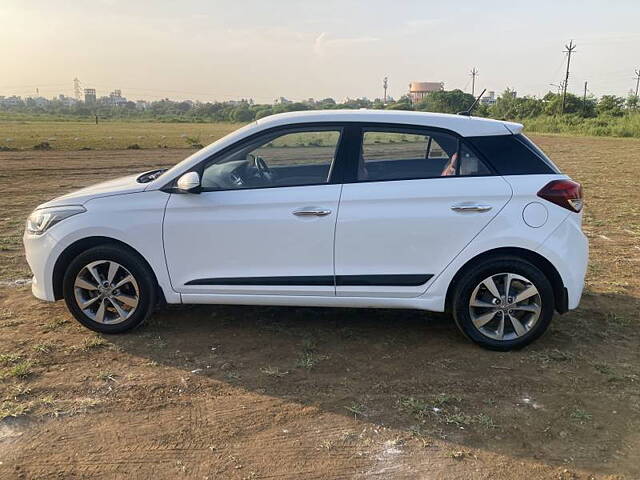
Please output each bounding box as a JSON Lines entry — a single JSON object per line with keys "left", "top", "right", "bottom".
{"left": 334, "top": 126, "right": 512, "bottom": 298}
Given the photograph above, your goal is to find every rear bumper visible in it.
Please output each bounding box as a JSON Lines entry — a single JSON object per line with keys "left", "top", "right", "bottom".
{"left": 536, "top": 215, "right": 588, "bottom": 311}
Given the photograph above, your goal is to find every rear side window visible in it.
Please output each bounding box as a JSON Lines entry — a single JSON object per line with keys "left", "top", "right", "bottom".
{"left": 358, "top": 129, "right": 491, "bottom": 182}
{"left": 515, "top": 134, "right": 561, "bottom": 172}
{"left": 466, "top": 134, "right": 560, "bottom": 175}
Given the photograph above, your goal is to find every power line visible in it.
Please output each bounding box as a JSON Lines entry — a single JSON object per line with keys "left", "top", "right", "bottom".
{"left": 561, "top": 40, "right": 576, "bottom": 114}
{"left": 549, "top": 56, "right": 568, "bottom": 85}
{"left": 550, "top": 82, "right": 564, "bottom": 95}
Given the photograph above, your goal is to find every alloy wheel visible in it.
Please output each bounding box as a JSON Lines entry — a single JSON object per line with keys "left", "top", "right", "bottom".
{"left": 73, "top": 260, "right": 139, "bottom": 324}
{"left": 468, "top": 272, "right": 542, "bottom": 341}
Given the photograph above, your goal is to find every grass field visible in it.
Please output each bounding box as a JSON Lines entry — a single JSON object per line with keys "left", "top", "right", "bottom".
{"left": 4, "top": 117, "right": 640, "bottom": 153}
{"left": 0, "top": 120, "right": 243, "bottom": 150}
{"left": 0, "top": 135, "right": 639, "bottom": 479}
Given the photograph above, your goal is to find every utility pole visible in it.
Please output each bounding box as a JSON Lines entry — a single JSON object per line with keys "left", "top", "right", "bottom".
{"left": 561, "top": 40, "right": 576, "bottom": 114}
{"left": 583, "top": 81, "right": 588, "bottom": 115}
{"left": 383, "top": 76, "right": 388, "bottom": 104}
{"left": 634, "top": 69, "right": 640, "bottom": 98}
{"left": 470, "top": 67, "right": 478, "bottom": 96}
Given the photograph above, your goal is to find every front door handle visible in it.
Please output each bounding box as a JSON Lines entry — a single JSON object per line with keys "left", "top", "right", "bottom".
{"left": 293, "top": 208, "right": 332, "bottom": 217}
{"left": 451, "top": 203, "right": 493, "bottom": 213}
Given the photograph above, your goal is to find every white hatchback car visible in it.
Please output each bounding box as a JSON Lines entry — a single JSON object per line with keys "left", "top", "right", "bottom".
{"left": 24, "top": 110, "right": 588, "bottom": 350}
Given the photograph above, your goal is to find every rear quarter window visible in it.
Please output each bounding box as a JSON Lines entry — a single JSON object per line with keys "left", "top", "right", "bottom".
{"left": 466, "top": 134, "right": 560, "bottom": 175}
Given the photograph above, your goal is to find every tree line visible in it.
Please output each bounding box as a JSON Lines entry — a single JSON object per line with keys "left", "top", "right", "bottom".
{"left": 2, "top": 89, "right": 638, "bottom": 124}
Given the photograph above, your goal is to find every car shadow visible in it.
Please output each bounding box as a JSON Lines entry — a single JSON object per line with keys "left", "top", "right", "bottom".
{"left": 107, "top": 289, "right": 639, "bottom": 476}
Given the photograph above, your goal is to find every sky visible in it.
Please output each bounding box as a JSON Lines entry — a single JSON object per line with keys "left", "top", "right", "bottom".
{"left": 2, "top": 0, "right": 640, "bottom": 103}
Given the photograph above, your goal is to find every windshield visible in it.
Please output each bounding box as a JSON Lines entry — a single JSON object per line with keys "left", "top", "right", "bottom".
{"left": 152, "top": 122, "right": 259, "bottom": 183}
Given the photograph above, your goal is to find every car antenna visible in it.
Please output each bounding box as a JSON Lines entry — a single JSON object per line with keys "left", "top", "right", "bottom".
{"left": 457, "top": 88, "right": 487, "bottom": 116}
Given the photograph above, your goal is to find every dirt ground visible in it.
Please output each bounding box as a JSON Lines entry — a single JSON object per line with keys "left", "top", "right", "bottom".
{"left": 0, "top": 135, "right": 639, "bottom": 479}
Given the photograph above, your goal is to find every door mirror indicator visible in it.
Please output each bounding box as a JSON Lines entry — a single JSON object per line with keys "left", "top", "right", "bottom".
{"left": 176, "top": 171, "right": 201, "bottom": 193}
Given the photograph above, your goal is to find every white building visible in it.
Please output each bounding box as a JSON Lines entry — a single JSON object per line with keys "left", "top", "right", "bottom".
{"left": 0, "top": 95, "right": 24, "bottom": 107}
{"left": 106, "top": 89, "right": 127, "bottom": 106}
{"left": 480, "top": 91, "right": 497, "bottom": 106}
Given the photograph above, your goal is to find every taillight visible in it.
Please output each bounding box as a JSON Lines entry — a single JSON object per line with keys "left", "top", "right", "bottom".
{"left": 537, "top": 179, "right": 583, "bottom": 212}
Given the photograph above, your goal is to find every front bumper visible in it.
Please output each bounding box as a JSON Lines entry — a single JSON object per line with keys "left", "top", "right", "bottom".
{"left": 23, "top": 230, "right": 60, "bottom": 301}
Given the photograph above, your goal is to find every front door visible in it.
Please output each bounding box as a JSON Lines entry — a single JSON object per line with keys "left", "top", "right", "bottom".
{"left": 163, "top": 127, "right": 345, "bottom": 296}
{"left": 334, "top": 126, "right": 512, "bottom": 298}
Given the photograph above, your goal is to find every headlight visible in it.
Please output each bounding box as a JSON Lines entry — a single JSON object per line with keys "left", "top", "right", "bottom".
{"left": 26, "top": 206, "right": 86, "bottom": 235}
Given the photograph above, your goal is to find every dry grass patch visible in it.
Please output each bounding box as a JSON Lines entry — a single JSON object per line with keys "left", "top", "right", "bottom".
{"left": 2, "top": 360, "right": 33, "bottom": 379}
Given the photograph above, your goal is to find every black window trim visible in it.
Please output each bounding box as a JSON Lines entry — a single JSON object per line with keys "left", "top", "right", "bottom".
{"left": 160, "top": 121, "right": 510, "bottom": 192}
{"left": 341, "top": 122, "right": 499, "bottom": 185}
{"left": 162, "top": 122, "right": 354, "bottom": 193}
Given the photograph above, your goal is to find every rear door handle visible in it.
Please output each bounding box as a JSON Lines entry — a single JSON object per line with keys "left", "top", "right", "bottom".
{"left": 293, "top": 208, "right": 332, "bottom": 217}
{"left": 451, "top": 203, "right": 493, "bottom": 213}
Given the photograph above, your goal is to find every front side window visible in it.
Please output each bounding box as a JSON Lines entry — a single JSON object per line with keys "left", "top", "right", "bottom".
{"left": 201, "top": 129, "right": 341, "bottom": 190}
{"left": 358, "top": 129, "right": 491, "bottom": 182}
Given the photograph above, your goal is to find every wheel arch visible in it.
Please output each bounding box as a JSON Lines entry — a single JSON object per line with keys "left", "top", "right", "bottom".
{"left": 444, "top": 247, "right": 568, "bottom": 314}
{"left": 52, "top": 236, "right": 165, "bottom": 304}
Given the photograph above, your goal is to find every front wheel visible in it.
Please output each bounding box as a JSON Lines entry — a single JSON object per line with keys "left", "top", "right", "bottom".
{"left": 452, "top": 257, "right": 554, "bottom": 351}
{"left": 62, "top": 245, "right": 156, "bottom": 333}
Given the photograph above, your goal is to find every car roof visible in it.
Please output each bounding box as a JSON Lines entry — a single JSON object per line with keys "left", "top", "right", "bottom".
{"left": 255, "top": 109, "right": 522, "bottom": 137}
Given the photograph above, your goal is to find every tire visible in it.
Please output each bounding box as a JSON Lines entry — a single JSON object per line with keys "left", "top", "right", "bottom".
{"left": 452, "top": 256, "right": 554, "bottom": 351}
{"left": 62, "top": 245, "right": 157, "bottom": 333}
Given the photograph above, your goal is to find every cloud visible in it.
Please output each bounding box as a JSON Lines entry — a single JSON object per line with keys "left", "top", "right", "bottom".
{"left": 404, "top": 18, "right": 444, "bottom": 32}
{"left": 313, "top": 32, "right": 378, "bottom": 56}
{"left": 575, "top": 31, "right": 640, "bottom": 45}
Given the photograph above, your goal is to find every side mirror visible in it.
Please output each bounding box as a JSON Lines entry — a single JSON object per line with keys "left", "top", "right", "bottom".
{"left": 176, "top": 171, "right": 201, "bottom": 193}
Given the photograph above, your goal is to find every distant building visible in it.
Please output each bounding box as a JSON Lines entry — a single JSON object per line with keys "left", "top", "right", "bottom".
{"left": 58, "top": 94, "right": 77, "bottom": 107}
{"left": 409, "top": 81, "right": 444, "bottom": 103}
{"left": 0, "top": 95, "right": 24, "bottom": 107}
{"left": 107, "top": 89, "right": 127, "bottom": 106}
{"left": 480, "top": 91, "right": 497, "bottom": 106}
{"left": 84, "top": 88, "right": 96, "bottom": 104}
{"left": 274, "top": 97, "right": 292, "bottom": 105}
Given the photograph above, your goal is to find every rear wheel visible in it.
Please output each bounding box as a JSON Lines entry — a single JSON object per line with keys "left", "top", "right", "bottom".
{"left": 452, "top": 257, "right": 554, "bottom": 350}
{"left": 62, "top": 245, "right": 156, "bottom": 333}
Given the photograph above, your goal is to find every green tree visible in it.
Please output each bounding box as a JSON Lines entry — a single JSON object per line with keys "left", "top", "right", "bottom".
{"left": 384, "top": 95, "right": 413, "bottom": 111}
{"left": 543, "top": 92, "right": 583, "bottom": 115}
{"left": 254, "top": 108, "right": 273, "bottom": 119}
{"left": 317, "top": 98, "right": 337, "bottom": 108}
{"left": 597, "top": 95, "right": 625, "bottom": 116}
{"left": 231, "top": 106, "right": 254, "bottom": 122}
{"left": 627, "top": 93, "right": 640, "bottom": 110}
{"left": 415, "top": 89, "right": 475, "bottom": 114}
{"left": 489, "top": 89, "right": 548, "bottom": 119}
